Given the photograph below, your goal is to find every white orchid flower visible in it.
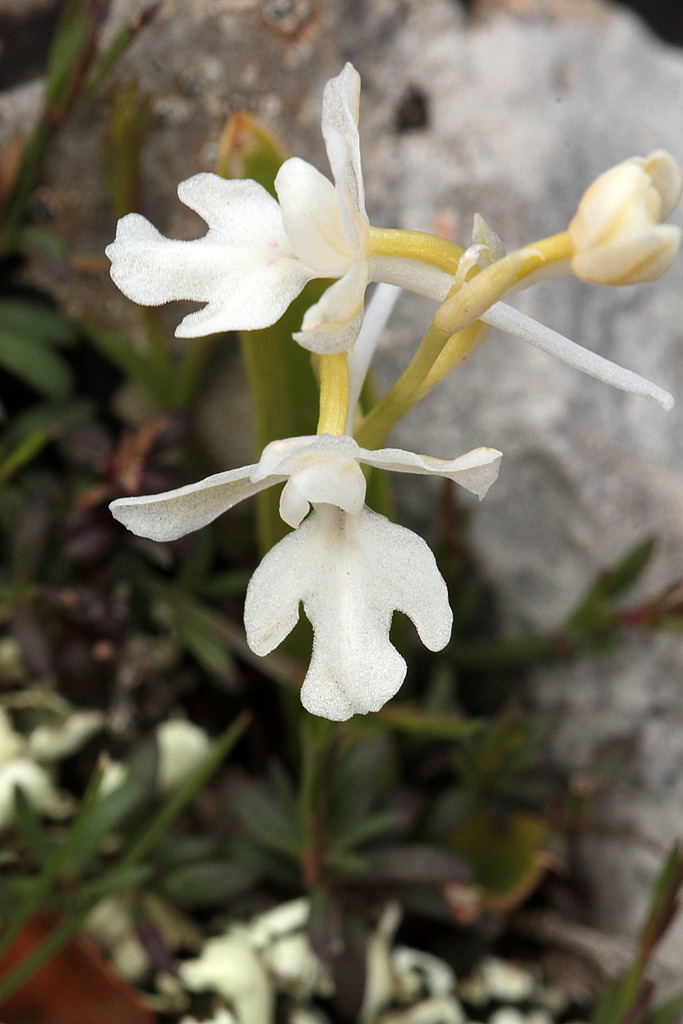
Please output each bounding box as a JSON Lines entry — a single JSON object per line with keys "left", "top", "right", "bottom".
{"left": 27, "top": 709, "right": 103, "bottom": 762}
{"left": 106, "top": 63, "right": 369, "bottom": 355}
{"left": 0, "top": 706, "right": 88, "bottom": 831}
{"left": 244, "top": 899, "right": 333, "bottom": 1000}
{"left": 155, "top": 719, "right": 212, "bottom": 794}
{"left": 110, "top": 434, "right": 501, "bottom": 721}
{"left": 179, "top": 934, "right": 275, "bottom": 1024}
{"left": 569, "top": 150, "right": 682, "bottom": 285}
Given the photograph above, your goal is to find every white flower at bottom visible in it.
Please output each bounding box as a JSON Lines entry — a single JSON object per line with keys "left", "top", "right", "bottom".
{"left": 179, "top": 934, "right": 274, "bottom": 1024}
{"left": 245, "top": 505, "right": 452, "bottom": 721}
{"left": 110, "top": 434, "right": 501, "bottom": 720}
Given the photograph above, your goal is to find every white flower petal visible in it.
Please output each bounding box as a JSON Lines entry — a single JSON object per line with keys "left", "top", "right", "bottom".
{"left": 28, "top": 710, "right": 104, "bottom": 763}
{"left": 253, "top": 434, "right": 357, "bottom": 479}
{"left": 179, "top": 935, "right": 274, "bottom": 1024}
{"left": 359, "top": 446, "right": 503, "bottom": 501}
{"left": 0, "top": 759, "right": 73, "bottom": 831}
{"left": 246, "top": 898, "right": 311, "bottom": 948}
{"left": 571, "top": 224, "right": 681, "bottom": 285}
{"left": 482, "top": 302, "right": 675, "bottom": 410}
{"left": 106, "top": 175, "right": 310, "bottom": 336}
{"left": 375, "top": 996, "right": 465, "bottom": 1024}
{"left": 244, "top": 506, "right": 452, "bottom": 721}
{"left": 279, "top": 478, "right": 313, "bottom": 531}
{"left": 275, "top": 158, "right": 353, "bottom": 275}
{"left": 570, "top": 163, "right": 655, "bottom": 251}
{"left": 155, "top": 720, "right": 211, "bottom": 794}
{"left": 642, "top": 150, "right": 683, "bottom": 219}
{"left": 295, "top": 261, "right": 368, "bottom": 354}
{"left": 321, "top": 63, "right": 367, "bottom": 250}
{"left": 391, "top": 946, "right": 456, "bottom": 998}
{"left": 109, "top": 464, "right": 282, "bottom": 542}
{"left": 262, "top": 932, "right": 331, "bottom": 1000}
{"left": 280, "top": 459, "right": 367, "bottom": 528}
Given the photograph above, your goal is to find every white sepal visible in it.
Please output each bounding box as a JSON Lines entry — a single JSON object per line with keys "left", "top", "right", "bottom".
{"left": 109, "top": 463, "right": 281, "bottom": 542}
{"left": 359, "top": 445, "right": 503, "bottom": 501}
{"left": 320, "top": 62, "right": 368, "bottom": 251}
{"left": 244, "top": 506, "right": 453, "bottom": 722}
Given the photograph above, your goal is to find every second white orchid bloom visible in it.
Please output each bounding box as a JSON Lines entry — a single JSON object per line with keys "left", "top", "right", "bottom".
{"left": 106, "top": 64, "right": 369, "bottom": 355}
{"left": 569, "top": 150, "right": 682, "bottom": 285}
{"left": 110, "top": 435, "right": 501, "bottom": 721}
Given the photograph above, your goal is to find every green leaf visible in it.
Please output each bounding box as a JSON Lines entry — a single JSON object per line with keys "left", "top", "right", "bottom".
{"left": 119, "top": 713, "right": 250, "bottom": 869}
{"left": 359, "top": 843, "right": 470, "bottom": 884}
{"left": 0, "top": 329, "right": 73, "bottom": 400}
{"left": 0, "top": 759, "right": 106, "bottom": 968}
{"left": 66, "top": 744, "right": 159, "bottom": 878}
{"left": 164, "top": 588, "right": 236, "bottom": 679}
{"left": 227, "top": 775, "right": 302, "bottom": 859}
{"left": 569, "top": 540, "right": 656, "bottom": 634}
{"left": 596, "top": 539, "right": 656, "bottom": 603}
{"left": 0, "top": 400, "right": 91, "bottom": 453}
{"left": 44, "top": 0, "right": 103, "bottom": 114}
{"left": 333, "top": 808, "right": 408, "bottom": 854}
{"left": 102, "top": 79, "right": 151, "bottom": 218}
{"left": 151, "top": 835, "right": 215, "bottom": 867}
{"left": 157, "top": 859, "right": 262, "bottom": 907}
{"left": 77, "top": 863, "right": 154, "bottom": 904}
{"left": 375, "top": 704, "right": 483, "bottom": 740}
{"left": 0, "top": 301, "right": 76, "bottom": 346}
{"left": 0, "top": 429, "right": 51, "bottom": 486}
{"left": 12, "top": 788, "right": 54, "bottom": 867}
{"left": 329, "top": 738, "right": 392, "bottom": 839}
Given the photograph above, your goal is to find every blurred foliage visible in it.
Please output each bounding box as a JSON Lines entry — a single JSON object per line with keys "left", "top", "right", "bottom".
{"left": 0, "top": 3, "right": 682, "bottom": 1021}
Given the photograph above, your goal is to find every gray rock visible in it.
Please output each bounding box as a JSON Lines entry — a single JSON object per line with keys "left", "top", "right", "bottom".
{"left": 2, "top": 0, "right": 683, "bottom": 977}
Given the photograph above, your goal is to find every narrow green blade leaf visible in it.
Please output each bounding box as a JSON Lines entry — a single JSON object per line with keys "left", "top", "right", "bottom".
{"left": 0, "top": 301, "right": 76, "bottom": 346}
{"left": 0, "top": 329, "right": 73, "bottom": 400}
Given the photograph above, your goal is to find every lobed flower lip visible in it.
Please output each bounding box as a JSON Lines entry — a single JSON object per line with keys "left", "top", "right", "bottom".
{"left": 106, "top": 64, "right": 369, "bottom": 355}
{"left": 243, "top": 504, "right": 454, "bottom": 721}
{"left": 569, "top": 149, "right": 682, "bottom": 286}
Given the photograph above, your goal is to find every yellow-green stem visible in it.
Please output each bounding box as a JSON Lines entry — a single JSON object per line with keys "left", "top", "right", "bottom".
{"left": 356, "top": 230, "right": 573, "bottom": 448}
{"left": 317, "top": 352, "right": 350, "bottom": 435}
{"left": 369, "top": 226, "right": 464, "bottom": 271}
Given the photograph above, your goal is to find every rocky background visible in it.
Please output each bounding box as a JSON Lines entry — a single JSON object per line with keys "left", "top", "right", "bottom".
{"left": 2, "top": 0, "right": 683, "bottom": 976}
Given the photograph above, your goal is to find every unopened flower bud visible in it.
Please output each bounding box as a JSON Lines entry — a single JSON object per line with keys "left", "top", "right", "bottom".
{"left": 569, "top": 150, "right": 682, "bottom": 285}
